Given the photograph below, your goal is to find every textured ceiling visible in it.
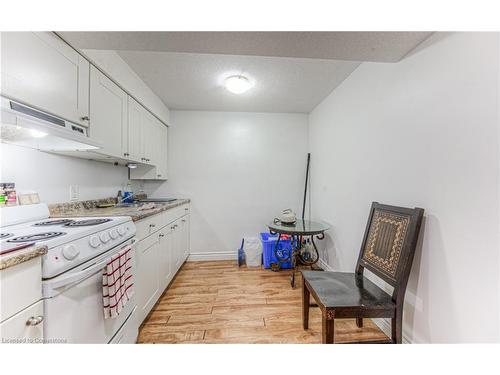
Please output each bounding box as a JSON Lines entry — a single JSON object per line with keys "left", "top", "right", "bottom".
{"left": 58, "top": 32, "right": 433, "bottom": 113}
{"left": 60, "top": 32, "right": 433, "bottom": 62}
{"left": 113, "top": 51, "right": 360, "bottom": 113}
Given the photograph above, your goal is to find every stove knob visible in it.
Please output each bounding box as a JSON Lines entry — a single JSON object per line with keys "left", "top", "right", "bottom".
{"left": 99, "top": 232, "right": 110, "bottom": 243}
{"left": 62, "top": 244, "right": 79, "bottom": 260}
{"left": 89, "top": 236, "right": 100, "bottom": 248}
{"left": 110, "top": 229, "right": 119, "bottom": 239}
{"left": 117, "top": 227, "right": 126, "bottom": 236}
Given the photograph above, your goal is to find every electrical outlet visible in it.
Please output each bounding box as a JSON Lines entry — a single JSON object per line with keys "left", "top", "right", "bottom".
{"left": 69, "top": 185, "right": 79, "bottom": 201}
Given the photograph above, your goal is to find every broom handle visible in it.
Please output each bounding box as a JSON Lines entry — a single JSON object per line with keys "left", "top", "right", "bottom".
{"left": 302, "top": 153, "right": 311, "bottom": 221}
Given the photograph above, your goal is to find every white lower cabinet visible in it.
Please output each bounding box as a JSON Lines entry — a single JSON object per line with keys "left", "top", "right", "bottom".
{"left": 158, "top": 227, "right": 173, "bottom": 291}
{"left": 172, "top": 220, "right": 182, "bottom": 271}
{"left": 1, "top": 256, "right": 44, "bottom": 344}
{"left": 181, "top": 215, "right": 190, "bottom": 262}
{"left": 135, "top": 233, "right": 160, "bottom": 324}
{"left": 134, "top": 204, "right": 190, "bottom": 326}
{"left": 170, "top": 214, "right": 191, "bottom": 270}
{"left": 0, "top": 300, "right": 44, "bottom": 344}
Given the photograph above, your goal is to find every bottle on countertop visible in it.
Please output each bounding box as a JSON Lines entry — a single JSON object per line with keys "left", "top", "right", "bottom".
{"left": 123, "top": 182, "right": 134, "bottom": 203}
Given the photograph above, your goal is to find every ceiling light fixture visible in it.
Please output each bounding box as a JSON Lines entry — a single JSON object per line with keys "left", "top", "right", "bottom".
{"left": 224, "top": 75, "right": 253, "bottom": 94}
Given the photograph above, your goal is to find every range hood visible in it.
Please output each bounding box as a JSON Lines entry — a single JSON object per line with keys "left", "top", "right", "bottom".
{"left": 0, "top": 96, "right": 101, "bottom": 152}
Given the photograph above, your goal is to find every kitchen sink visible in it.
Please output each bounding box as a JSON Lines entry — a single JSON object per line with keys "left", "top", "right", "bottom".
{"left": 114, "top": 202, "right": 143, "bottom": 208}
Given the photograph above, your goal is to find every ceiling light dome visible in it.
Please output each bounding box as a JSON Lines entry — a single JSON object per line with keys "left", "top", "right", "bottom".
{"left": 224, "top": 75, "right": 253, "bottom": 94}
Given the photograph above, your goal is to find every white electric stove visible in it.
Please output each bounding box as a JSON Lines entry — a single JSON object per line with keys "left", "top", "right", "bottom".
{"left": 0, "top": 203, "right": 139, "bottom": 343}
{"left": 1, "top": 205, "right": 135, "bottom": 278}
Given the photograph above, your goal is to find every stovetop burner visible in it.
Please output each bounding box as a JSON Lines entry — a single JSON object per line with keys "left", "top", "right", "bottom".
{"left": 7, "top": 232, "right": 66, "bottom": 243}
{"left": 34, "top": 219, "right": 75, "bottom": 226}
{"left": 0, "top": 233, "right": 13, "bottom": 240}
{"left": 64, "top": 218, "right": 112, "bottom": 227}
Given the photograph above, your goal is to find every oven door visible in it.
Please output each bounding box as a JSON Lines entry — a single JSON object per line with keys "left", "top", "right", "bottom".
{"left": 42, "top": 238, "right": 138, "bottom": 344}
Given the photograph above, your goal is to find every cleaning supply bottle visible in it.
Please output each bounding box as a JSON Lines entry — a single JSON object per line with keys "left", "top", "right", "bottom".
{"left": 123, "top": 182, "right": 133, "bottom": 203}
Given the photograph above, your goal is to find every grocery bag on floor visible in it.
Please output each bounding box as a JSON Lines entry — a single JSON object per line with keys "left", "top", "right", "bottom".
{"left": 243, "top": 237, "right": 262, "bottom": 267}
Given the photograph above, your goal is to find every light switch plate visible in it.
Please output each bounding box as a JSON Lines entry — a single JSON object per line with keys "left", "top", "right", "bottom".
{"left": 69, "top": 185, "right": 79, "bottom": 201}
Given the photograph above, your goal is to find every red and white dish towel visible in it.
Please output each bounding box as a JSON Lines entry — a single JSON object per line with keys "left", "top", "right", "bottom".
{"left": 102, "top": 245, "right": 134, "bottom": 319}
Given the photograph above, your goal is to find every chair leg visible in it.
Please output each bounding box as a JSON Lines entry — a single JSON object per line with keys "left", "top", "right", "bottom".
{"left": 391, "top": 310, "right": 403, "bottom": 344}
{"left": 322, "top": 315, "right": 335, "bottom": 344}
{"left": 302, "top": 278, "right": 310, "bottom": 330}
{"left": 356, "top": 318, "right": 363, "bottom": 328}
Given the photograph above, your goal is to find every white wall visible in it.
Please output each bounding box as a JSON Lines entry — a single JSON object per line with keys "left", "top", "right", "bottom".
{"left": 309, "top": 32, "right": 500, "bottom": 343}
{"left": 0, "top": 143, "right": 128, "bottom": 204}
{"left": 143, "top": 110, "right": 309, "bottom": 259}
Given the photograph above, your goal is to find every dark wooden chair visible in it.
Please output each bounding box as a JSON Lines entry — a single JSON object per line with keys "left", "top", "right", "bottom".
{"left": 302, "top": 202, "right": 424, "bottom": 344}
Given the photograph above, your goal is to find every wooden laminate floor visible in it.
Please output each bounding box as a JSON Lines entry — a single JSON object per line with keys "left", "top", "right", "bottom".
{"left": 138, "top": 261, "right": 390, "bottom": 344}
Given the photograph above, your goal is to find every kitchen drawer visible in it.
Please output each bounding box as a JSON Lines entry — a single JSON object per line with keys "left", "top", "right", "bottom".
{"left": 164, "top": 204, "right": 190, "bottom": 225}
{"left": 134, "top": 204, "right": 190, "bottom": 241}
{"left": 134, "top": 214, "right": 165, "bottom": 241}
{"left": 0, "top": 300, "right": 44, "bottom": 343}
{"left": 1, "top": 257, "right": 42, "bottom": 323}
{"left": 179, "top": 204, "right": 190, "bottom": 217}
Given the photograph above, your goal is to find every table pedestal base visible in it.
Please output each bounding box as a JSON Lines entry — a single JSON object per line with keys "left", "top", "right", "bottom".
{"left": 270, "top": 233, "right": 325, "bottom": 288}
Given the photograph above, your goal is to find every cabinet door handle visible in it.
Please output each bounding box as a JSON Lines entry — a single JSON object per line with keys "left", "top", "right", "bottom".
{"left": 26, "top": 316, "right": 44, "bottom": 326}
{"left": 80, "top": 116, "right": 90, "bottom": 121}
{"left": 124, "top": 152, "right": 129, "bottom": 157}
{"left": 149, "top": 224, "right": 156, "bottom": 228}
{"left": 159, "top": 233, "right": 165, "bottom": 237}
{"left": 157, "top": 174, "right": 162, "bottom": 177}
{"left": 184, "top": 208, "right": 189, "bottom": 211}
{"left": 182, "top": 219, "right": 186, "bottom": 222}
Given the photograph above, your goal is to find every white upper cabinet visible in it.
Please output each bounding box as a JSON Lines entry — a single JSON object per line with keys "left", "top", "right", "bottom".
{"left": 141, "top": 111, "right": 157, "bottom": 165}
{"left": 126, "top": 97, "right": 163, "bottom": 167}
{"left": 126, "top": 97, "right": 144, "bottom": 162}
{"left": 130, "top": 115, "right": 168, "bottom": 180}
{"left": 1, "top": 31, "right": 169, "bottom": 173}
{"left": 89, "top": 66, "right": 128, "bottom": 158}
{"left": 156, "top": 123, "right": 168, "bottom": 179}
{"left": 0, "top": 32, "right": 90, "bottom": 126}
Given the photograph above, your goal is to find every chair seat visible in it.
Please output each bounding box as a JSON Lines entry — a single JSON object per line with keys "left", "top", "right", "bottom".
{"left": 302, "top": 271, "right": 395, "bottom": 311}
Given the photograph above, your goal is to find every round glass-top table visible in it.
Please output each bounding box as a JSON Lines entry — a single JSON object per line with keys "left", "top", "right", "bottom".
{"left": 267, "top": 219, "right": 330, "bottom": 288}
{"left": 268, "top": 219, "right": 330, "bottom": 236}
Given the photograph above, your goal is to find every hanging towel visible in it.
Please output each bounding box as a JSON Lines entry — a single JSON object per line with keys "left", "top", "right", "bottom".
{"left": 102, "top": 244, "right": 134, "bottom": 319}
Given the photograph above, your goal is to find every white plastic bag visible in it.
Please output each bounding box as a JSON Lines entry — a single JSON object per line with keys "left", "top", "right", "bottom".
{"left": 243, "top": 237, "right": 262, "bottom": 267}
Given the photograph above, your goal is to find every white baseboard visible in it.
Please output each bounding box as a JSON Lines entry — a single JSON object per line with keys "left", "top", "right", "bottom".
{"left": 371, "top": 318, "right": 411, "bottom": 344}
{"left": 187, "top": 251, "right": 237, "bottom": 261}
{"left": 317, "top": 258, "right": 412, "bottom": 344}
{"left": 318, "top": 258, "right": 334, "bottom": 271}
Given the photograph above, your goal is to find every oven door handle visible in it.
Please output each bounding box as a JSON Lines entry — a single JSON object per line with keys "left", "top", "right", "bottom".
{"left": 45, "top": 239, "right": 136, "bottom": 293}
{"left": 49, "top": 259, "right": 108, "bottom": 290}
